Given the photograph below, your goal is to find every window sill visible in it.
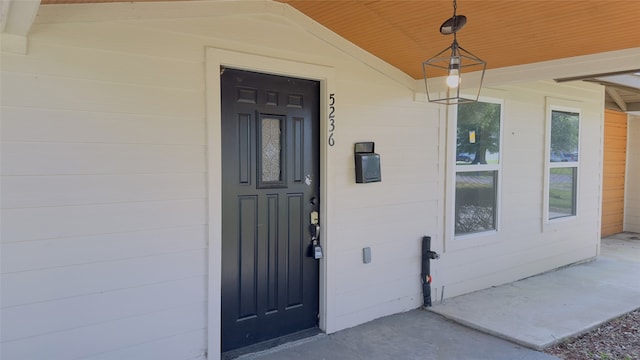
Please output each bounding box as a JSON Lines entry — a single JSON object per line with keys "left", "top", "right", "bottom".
{"left": 446, "top": 229, "right": 500, "bottom": 252}
{"left": 543, "top": 214, "right": 578, "bottom": 232}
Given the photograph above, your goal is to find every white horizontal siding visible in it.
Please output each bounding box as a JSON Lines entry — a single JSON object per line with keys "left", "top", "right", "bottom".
{"left": 80, "top": 329, "right": 207, "bottom": 360}
{"left": 626, "top": 211, "right": 640, "bottom": 233}
{"left": 332, "top": 185, "right": 436, "bottom": 209}
{"left": 1, "top": 43, "right": 202, "bottom": 90}
{"left": 332, "top": 239, "right": 423, "bottom": 296}
{"left": 27, "top": 21, "right": 205, "bottom": 61}
{"left": 441, "top": 239, "right": 595, "bottom": 291}
{"left": 2, "top": 72, "right": 203, "bottom": 118}
{"left": 333, "top": 208, "right": 439, "bottom": 247}
{"left": 33, "top": 0, "right": 284, "bottom": 24}
{"left": 335, "top": 274, "right": 420, "bottom": 318}
{"left": 0, "top": 2, "right": 614, "bottom": 360}
{"left": 1, "top": 226, "right": 206, "bottom": 273}
{"left": 1, "top": 2, "right": 214, "bottom": 358}
{"left": 433, "top": 83, "right": 604, "bottom": 298}
{"left": 331, "top": 296, "right": 418, "bottom": 333}
{"left": 1, "top": 142, "right": 205, "bottom": 176}
{"left": 321, "top": 68, "right": 442, "bottom": 328}
{"left": 1, "top": 303, "right": 206, "bottom": 360}
{"left": 443, "top": 229, "right": 593, "bottom": 273}
{"left": 2, "top": 276, "right": 206, "bottom": 341}
{"left": 625, "top": 116, "right": 640, "bottom": 232}
{"left": 2, "top": 249, "right": 206, "bottom": 307}
{"left": 332, "top": 201, "right": 437, "bottom": 230}
{"left": 2, "top": 199, "right": 206, "bottom": 243}
{"left": 442, "top": 243, "right": 597, "bottom": 299}
{"left": 1, "top": 107, "right": 205, "bottom": 145}
{"left": 1, "top": 174, "right": 206, "bottom": 208}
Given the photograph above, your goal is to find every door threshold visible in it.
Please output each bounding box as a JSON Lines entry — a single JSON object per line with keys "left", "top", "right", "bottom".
{"left": 222, "top": 327, "right": 321, "bottom": 359}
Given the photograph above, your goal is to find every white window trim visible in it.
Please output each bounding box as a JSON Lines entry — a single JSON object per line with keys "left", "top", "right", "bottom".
{"left": 445, "top": 96, "right": 504, "bottom": 252}
{"left": 543, "top": 97, "right": 583, "bottom": 230}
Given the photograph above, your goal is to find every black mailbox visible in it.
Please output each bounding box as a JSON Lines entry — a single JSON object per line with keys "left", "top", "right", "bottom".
{"left": 354, "top": 142, "right": 381, "bottom": 183}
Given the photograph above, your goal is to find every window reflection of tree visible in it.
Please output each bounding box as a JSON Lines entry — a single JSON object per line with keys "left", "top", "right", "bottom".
{"left": 550, "top": 111, "right": 579, "bottom": 157}
{"left": 456, "top": 102, "right": 500, "bottom": 165}
{"left": 455, "top": 171, "right": 496, "bottom": 234}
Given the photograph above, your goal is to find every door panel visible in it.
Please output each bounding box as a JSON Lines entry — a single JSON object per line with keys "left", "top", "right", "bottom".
{"left": 221, "top": 68, "right": 320, "bottom": 352}
{"left": 238, "top": 195, "right": 257, "bottom": 320}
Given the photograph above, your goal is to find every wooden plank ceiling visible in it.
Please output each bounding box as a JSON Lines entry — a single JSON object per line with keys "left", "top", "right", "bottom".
{"left": 41, "top": 0, "right": 640, "bottom": 77}
{"left": 40, "top": 0, "right": 640, "bottom": 110}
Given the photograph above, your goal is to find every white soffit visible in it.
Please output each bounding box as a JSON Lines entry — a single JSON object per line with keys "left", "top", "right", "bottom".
{"left": 595, "top": 73, "right": 640, "bottom": 89}
{"left": 485, "top": 48, "right": 640, "bottom": 87}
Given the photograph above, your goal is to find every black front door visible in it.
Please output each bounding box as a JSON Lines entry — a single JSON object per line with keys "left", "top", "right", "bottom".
{"left": 220, "top": 68, "right": 320, "bottom": 352}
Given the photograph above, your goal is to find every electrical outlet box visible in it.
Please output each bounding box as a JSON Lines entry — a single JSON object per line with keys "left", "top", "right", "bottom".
{"left": 363, "top": 247, "right": 372, "bottom": 264}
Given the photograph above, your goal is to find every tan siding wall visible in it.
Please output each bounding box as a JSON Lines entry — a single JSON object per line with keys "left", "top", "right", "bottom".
{"left": 601, "top": 110, "right": 628, "bottom": 236}
{"left": 625, "top": 116, "right": 640, "bottom": 232}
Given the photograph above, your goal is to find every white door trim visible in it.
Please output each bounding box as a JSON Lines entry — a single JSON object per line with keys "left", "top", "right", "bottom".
{"left": 205, "top": 47, "right": 336, "bottom": 360}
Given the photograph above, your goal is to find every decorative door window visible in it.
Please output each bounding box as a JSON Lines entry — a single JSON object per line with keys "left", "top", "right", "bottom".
{"left": 257, "top": 114, "right": 286, "bottom": 188}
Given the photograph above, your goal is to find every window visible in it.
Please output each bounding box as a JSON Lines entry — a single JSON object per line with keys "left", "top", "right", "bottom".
{"left": 257, "top": 114, "right": 286, "bottom": 188}
{"left": 454, "top": 101, "right": 502, "bottom": 236}
{"left": 547, "top": 109, "right": 579, "bottom": 220}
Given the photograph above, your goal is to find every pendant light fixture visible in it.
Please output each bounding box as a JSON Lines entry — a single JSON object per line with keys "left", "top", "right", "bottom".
{"left": 422, "top": 0, "right": 486, "bottom": 105}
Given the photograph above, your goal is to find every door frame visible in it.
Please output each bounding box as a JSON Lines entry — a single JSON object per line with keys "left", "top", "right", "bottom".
{"left": 205, "top": 47, "right": 335, "bottom": 359}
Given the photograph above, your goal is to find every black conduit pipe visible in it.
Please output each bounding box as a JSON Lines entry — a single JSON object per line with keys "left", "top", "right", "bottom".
{"left": 421, "top": 236, "right": 440, "bottom": 307}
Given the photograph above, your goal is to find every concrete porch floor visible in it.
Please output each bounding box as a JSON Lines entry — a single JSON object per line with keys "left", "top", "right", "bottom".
{"left": 238, "top": 310, "right": 558, "bottom": 360}
{"left": 238, "top": 233, "right": 639, "bottom": 359}
{"left": 430, "top": 232, "right": 640, "bottom": 350}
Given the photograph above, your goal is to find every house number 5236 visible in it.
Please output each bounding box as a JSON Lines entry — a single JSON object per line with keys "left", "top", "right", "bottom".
{"left": 328, "top": 93, "right": 336, "bottom": 146}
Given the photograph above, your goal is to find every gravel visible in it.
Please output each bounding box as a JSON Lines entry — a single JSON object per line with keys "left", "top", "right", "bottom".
{"left": 545, "top": 309, "right": 640, "bottom": 360}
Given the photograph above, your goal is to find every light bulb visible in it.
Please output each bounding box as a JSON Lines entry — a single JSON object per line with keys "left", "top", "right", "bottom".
{"left": 446, "top": 71, "right": 460, "bottom": 88}
{"left": 447, "top": 56, "right": 461, "bottom": 88}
